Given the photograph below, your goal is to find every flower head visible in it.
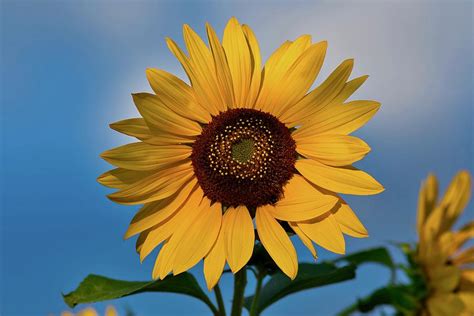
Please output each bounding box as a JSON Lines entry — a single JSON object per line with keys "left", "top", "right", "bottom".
{"left": 99, "top": 17, "right": 383, "bottom": 289}
{"left": 61, "top": 306, "right": 117, "bottom": 316}
{"left": 416, "top": 171, "right": 473, "bottom": 315}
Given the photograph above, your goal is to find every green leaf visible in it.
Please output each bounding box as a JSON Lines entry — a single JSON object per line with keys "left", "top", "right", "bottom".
{"left": 244, "top": 263, "right": 356, "bottom": 314}
{"left": 337, "top": 285, "right": 419, "bottom": 316}
{"left": 63, "top": 273, "right": 217, "bottom": 314}
{"left": 335, "top": 247, "right": 394, "bottom": 269}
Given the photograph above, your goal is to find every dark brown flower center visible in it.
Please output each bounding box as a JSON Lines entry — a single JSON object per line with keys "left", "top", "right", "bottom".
{"left": 191, "top": 108, "right": 296, "bottom": 208}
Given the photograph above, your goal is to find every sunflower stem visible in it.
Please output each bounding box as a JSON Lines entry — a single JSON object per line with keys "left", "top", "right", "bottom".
{"left": 249, "top": 271, "right": 265, "bottom": 316}
{"left": 214, "top": 283, "right": 226, "bottom": 316}
{"left": 231, "top": 268, "right": 247, "bottom": 316}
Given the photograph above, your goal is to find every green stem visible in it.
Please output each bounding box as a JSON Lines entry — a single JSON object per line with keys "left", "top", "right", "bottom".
{"left": 207, "top": 300, "right": 220, "bottom": 316}
{"left": 249, "top": 272, "right": 265, "bottom": 316}
{"left": 214, "top": 283, "right": 226, "bottom": 316}
{"left": 231, "top": 269, "right": 247, "bottom": 316}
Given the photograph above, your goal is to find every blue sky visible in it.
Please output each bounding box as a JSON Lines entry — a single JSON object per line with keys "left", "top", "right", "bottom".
{"left": 1, "top": 1, "right": 472, "bottom": 315}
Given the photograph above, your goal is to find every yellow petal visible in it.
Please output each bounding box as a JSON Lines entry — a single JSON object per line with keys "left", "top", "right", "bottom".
{"left": 417, "top": 174, "right": 439, "bottom": 237}
{"left": 446, "top": 222, "right": 474, "bottom": 256}
{"left": 110, "top": 118, "right": 153, "bottom": 140}
{"left": 206, "top": 23, "right": 235, "bottom": 109}
{"left": 146, "top": 68, "right": 211, "bottom": 123}
{"left": 296, "top": 159, "right": 384, "bottom": 195}
{"left": 280, "top": 59, "right": 352, "bottom": 126}
{"left": 101, "top": 142, "right": 191, "bottom": 171}
{"left": 124, "top": 178, "right": 198, "bottom": 238}
{"left": 148, "top": 134, "right": 196, "bottom": 146}
{"left": 152, "top": 238, "right": 174, "bottom": 280}
{"left": 256, "top": 36, "right": 312, "bottom": 112}
{"left": 173, "top": 199, "right": 222, "bottom": 274}
{"left": 460, "top": 221, "right": 474, "bottom": 237}
{"left": 332, "top": 199, "right": 368, "bottom": 238}
{"left": 241, "top": 24, "right": 262, "bottom": 108}
{"left": 330, "top": 75, "right": 369, "bottom": 105}
{"left": 296, "top": 135, "right": 371, "bottom": 167}
{"left": 105, "top": 306, "right": 118, "bottom": 316}
{"left": 204, "top": 227, "right": 226, "bottom": 290}
{"left": 418, "top": 237, "right": 446, "bottom": 267}
{"left": 427, "top": 294, "right": 464, "bottom": 316}
{"left": 110, "top": 118, "right": 194, "bottom": 145}
{"left": 421, "top": 207, "right": 444, "bottom": 248}
{"left": 423, "top": 171, "right": 471, "bottom": 241}
{"left": 136, "top": 230, "right": 149, "bottom": 253}
{"left": 77, "top": 307, "right": 99, "bottom": 316}
{"left": 452, "top": 247, "right": 474, "bottom": 266}
{"left": 431, "top": 231, "right": 455, "bottom": 262}
{"left": 138, "top": 215, "right": 182, "bottom": 262}
{"left": 458, "top": 292, "right": 474, "bottom": 312}
{"left": 222, "top": 205, "right": 255, "bottom": 273}
{"left": 439, "top": 170, "right": 471, "bottom": 233}
{"left": 108, "top": 161, "right": 194, "bottom": 205}
{"left": 289, "top": 222, "right": 317, "bottom": 258}
{"left": 270, "top": 175, "right": 338, "bottom": 221}
{"left": 270, "top": 41, "right": 328, "bottom": 118}
{"left": 292, "top": 100, "right": 381, "bottom": 139}
{"left": 151, "top": 193, "right": 206, "bottom": 280}
{"left": 132, "top": 93, "right": 202, "bottom": 137}
{"left": 138, "top": 185, "right": 204, "bottom": 261}
{"left": 97, "top": 168, "right": 151, "bottom": 189}
{"left": 223, "top": 17, "right": 252, "bottom": 108}
{"left": 166, "top": 37, "right": 220, "bottom": 116}
{"left": 428, "top": 265, "right": 461, "bottom": 292}
{"left": 298, "top": 213, "right": 345, "bottom": 254}
{"left": 460, "top": 270, "right": 474, "bottom": 291}
{"left": 256, "top": 206, "right": 298, "bottom": 279}
{"left": 182, "top": 25, "right": 227, "bottom": 113}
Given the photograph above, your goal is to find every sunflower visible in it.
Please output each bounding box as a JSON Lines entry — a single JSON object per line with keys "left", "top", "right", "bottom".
{"left": 416, "top": 171, "right": 473, "bottom": 316}
{"left": 61, "top": 306, "right": 117, "bottom": 316}
{"left": 98, "top": 17, "right": 383, "bottom": 289}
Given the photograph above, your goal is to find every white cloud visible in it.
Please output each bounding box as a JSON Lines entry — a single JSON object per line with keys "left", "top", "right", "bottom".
{"left": 94, "top": 1, "right": 472, "bottom": 143}
{"left": 225, "top": 2, "right": 471, "bottom": 124}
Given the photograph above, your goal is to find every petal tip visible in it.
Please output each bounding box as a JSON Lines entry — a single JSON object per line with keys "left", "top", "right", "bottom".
{"left": 108, "top": 121, "right": 119, "bottom": 130}
{"left": 96, "top": 172, "right": 106, "bottom": 182}
{"left": 228, "top": 16, "right": 240, "bottom": 25}
{"left": 377, "top": 186, "right": 386, "bottom": 194}
{"left": 345, "top": 58, "right": 355, "bottom": 66}
{"left": 123, "top": 229, "right": 133, "bottom": 240}
{"left": 131, "top": 93, "right": 143, "bottom": 102}
{"left": 99, "top": 150, "right": 109, "bottom": 159}
{"left": 228, "top": 264, "right": 242, "bottom": 274}
{"left": 145, "top": 68, "right": 158, "bottom": 80}
{"left": 182, "top": 24, "right": 191, "bottom": 32}
{"left": 372, "top": 101, "right": 382, "bottom": 110}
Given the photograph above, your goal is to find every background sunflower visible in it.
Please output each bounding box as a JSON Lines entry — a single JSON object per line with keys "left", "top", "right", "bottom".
{"left": 416, "top": 171, "right": 473, "bottom": 315}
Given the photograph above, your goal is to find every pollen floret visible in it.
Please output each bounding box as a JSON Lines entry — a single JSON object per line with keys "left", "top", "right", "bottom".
{"left": 208, "top": 116, "right": 273, "bottom": 180}
{"left": 192, "top": 108, "right": 296, "bottom": 208}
